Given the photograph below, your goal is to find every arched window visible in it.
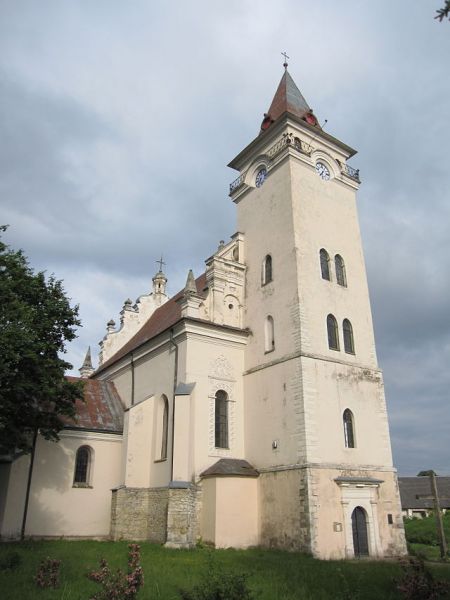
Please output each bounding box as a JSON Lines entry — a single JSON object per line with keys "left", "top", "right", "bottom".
{"left": 327, "top": 314, "right": 339, "bottom": 350}
{"left": 335, "top": 254, "right": 347, "bottom": 287}
{"left": 160, "top": 395, "right": 169, "bottom": 460}
{"left": 262, "top": 254, "right": 273, "bottom": 285}
{"left": 265, "top": 315, "right": 275, "bottom": 352}
{"left": 343, "top": 319, "right": 355, "bottom": 354}
{"left": 343, "top": 409, "right": 355, "bottom": 448}
{"left": 74, "top": 445, "right": 92, "bottom": 485}
{"left": 320, "top": 249, "right": 331, "bottom": 281}
{"left": 215, "top": 390, "right": 228, "bottom": 448}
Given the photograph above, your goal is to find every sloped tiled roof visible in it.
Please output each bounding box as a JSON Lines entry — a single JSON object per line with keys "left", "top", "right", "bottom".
{"left": 64, "top": 377, "right": 124, "bottom": 433}
{"left": 200, "top": 458, "right": 259, "bottom": 478}
{"left": 398, "top": 477, "right": 450, "bottom": 510}
{"left": 96, "top": 273, "right": 208, "bottom": 374}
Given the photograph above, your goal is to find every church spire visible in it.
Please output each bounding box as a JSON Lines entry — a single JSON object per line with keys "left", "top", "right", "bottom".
{"left": 260, "top": 68, "right": 319, "bottom": 133}
{"left": 79, "top": 346, "right": 94, "bottom": 378}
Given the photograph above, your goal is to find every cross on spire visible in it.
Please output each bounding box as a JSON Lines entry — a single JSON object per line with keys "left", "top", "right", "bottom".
{"left": 281, "top": 51, "right": 289, "bottom": 69}
{"left": 156, "top": 255, "right": 166, "bottom": 272}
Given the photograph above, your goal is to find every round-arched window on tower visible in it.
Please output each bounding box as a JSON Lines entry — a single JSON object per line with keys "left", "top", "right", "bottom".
{"left": 320, "top": 249, "right": 331, "bottom": 281}
{"left": 326, "top": 314, "right": 339, "bottom": 350}
{"left": 343, "top": 409, "right": 355, "bottom": 448}
{"left": 335, "top": 254, "right": 347, "bottom": 287}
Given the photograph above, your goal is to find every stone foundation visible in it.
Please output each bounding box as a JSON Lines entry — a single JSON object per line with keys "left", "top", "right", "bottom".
{"left": 258, "top": 467, "right": 311, "bottom": 552}
{"left": 110, "top": 486, "right": 169, "bottom": 541}
{"left": 165, "top": 483, "right": 201, "bottom": 548}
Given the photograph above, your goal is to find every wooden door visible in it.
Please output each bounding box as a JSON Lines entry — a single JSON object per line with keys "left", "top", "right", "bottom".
{"left": 352, "top": 507, "right": 369, "bottom": 556}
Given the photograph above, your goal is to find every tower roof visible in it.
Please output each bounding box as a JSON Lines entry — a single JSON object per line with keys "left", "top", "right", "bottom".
{"left": 260, "top": 69, "right": 319, "bottom": 132}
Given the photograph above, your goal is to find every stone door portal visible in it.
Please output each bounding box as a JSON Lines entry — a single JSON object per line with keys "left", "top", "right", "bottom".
{"left": 351, "top": 506, "right": 369, "bottom": 557}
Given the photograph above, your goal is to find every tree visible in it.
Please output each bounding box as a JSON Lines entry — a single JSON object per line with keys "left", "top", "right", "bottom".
{"left": 0, "top": 226, "right": 83, "bottom": 455}
{"left": 435, "top": 1, "right": 450, "bottom": 21}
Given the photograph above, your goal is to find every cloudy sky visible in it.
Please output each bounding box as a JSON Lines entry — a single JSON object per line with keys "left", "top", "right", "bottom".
{"left": 1, "top": 1, "right": 449, "bottom": 476}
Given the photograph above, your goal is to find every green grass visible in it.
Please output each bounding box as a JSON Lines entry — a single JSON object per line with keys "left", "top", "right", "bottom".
{"left": 0, "top": 540, "right": 421, "bottom": 600}
{"left": 1, "top": 540, "right": 450, "bottom": 599}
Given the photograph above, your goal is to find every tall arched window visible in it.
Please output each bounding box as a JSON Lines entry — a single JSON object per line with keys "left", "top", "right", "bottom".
{"left": 327, "top": 314, "right": 339, "bottom": 350}
{"left": 320, "top": 249, "right": 331, "bottom": 281}
{"left": 265, "top": 315, "right": 275, "bottom": 352}
{"left": 215, "top": 390, "right": 228, "bottom": 448}
{"left": 262, "top": 254, "right": 273, "bottom": 285}
{"left": 160, "top": 395, "right": 169, "bottom": 459}
{"left": 343, "top": 409, "right": 355, "bottom": 448}
{"left": 343, "top": 319, "right": 355, "bottom": 354}
{"left": 74, "top": 445, "right": 92, "bottom": 485}
{"left": 335, "top": 254, "right": 347, "bottom": 287}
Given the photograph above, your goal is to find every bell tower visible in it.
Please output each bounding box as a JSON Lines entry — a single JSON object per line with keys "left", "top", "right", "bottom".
{"left": 228, "top": 66, "right": 407, "bottom": 559}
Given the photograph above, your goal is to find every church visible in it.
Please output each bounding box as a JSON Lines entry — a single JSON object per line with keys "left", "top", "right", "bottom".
{"left": 0, "top": 66, "right": 407, "bottom": 560}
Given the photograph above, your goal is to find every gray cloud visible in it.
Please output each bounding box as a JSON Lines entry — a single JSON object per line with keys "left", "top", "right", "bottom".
{"left": 1, "top": 0, "right": 449, "bottom": 476}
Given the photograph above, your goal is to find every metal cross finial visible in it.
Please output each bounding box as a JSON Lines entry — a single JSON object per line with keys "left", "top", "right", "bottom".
{"left": 281, "top": 51, "right": 289, "bottom": 69}
{"left": 156, "top": 255, "right": 166, "bottom": 272}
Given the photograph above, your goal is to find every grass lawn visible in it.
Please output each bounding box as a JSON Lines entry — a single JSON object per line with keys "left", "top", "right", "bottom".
{"left": 2, "top": 540, "right": 450, "bottom": 600}
{"left": 404, "top": 512, "right": 450, "bottom": 563}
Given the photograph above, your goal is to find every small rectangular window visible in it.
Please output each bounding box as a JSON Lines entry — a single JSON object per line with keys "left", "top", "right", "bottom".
{"left": 387, "top": 513, "right": 393, "bottom": 525}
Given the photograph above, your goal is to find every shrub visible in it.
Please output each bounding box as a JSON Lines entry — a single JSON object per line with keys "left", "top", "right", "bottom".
{"left": 395, "top": 557, "right": 450, "bottom": 600}
{"left": 34, "top": 557, "right": 61, "bottom": 589}
{"left": 179, "top": 553, "right": 254, "bottom": 600}
{"left": 87, "top": 543, "right": 144, "bottom": 600}
{"left": 0, "top": 551, "right": 22, "bottom": 571}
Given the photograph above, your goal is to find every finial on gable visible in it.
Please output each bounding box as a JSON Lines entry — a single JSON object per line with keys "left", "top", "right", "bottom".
{"left": 184, "top": 269, "right": 197, "bottom": 295}
{"left": 123, "top": 298, "right": 134, "bottom": 311}
{"left": 79, "top": 346, "right": 94, "bottom": 378}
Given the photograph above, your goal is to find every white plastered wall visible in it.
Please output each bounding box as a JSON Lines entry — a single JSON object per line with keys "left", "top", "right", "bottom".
{"left": 182, "top": 324, "right": 247, "bottom": 479}
{"left": 201, "top": 476, "right": 259, "bottom": 548}
{"left": 102, "top": 340, "right": 178, "bottom": 488}
{"left": 232, "top": 117, "right": 404, "bottom": 558}
{"left": 1, "top": 431, "right": 122, "bottom": 539}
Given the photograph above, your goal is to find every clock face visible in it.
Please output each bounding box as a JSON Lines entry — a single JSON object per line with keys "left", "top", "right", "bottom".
{"left": 255, "top": 168, "right": 267, "bottom": 188}
{"left": 316, "top": 162, "right": 331, "bottom": 181}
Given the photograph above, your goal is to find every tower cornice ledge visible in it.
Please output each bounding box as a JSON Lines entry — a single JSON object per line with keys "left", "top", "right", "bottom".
{"left": 243, "top": 349, "right": 380, "bottom": 376}
{"left": 228, "top": 111, "right": 356, "bottom": 172}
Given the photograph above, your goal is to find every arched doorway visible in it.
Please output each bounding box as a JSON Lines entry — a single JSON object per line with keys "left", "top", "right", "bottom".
{"left": 352, "top": 507, "right": 369, "bottom": 557}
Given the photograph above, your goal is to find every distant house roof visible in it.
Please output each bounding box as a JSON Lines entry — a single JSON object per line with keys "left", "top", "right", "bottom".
{"left": 64, "top": 377, "right": 124, "bottom": 433}
{"left": 200, "top": 458, "right": 259, "bottom": 479}
{"left": 96, "top": 273, "right": 208, "bottom": 374}
{"left": 398, "top": 477, "right": 450, "bottom": 510}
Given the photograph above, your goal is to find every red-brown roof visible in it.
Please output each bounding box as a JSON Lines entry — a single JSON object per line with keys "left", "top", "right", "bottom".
{"left": 65, "top": 377, "right": 124, "bottom": 432}
{"left": 263, "top": 69, "right": 319, "bottom": 129}
{"left": 96, "top": 273, "right": 207, "bottom": 374}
